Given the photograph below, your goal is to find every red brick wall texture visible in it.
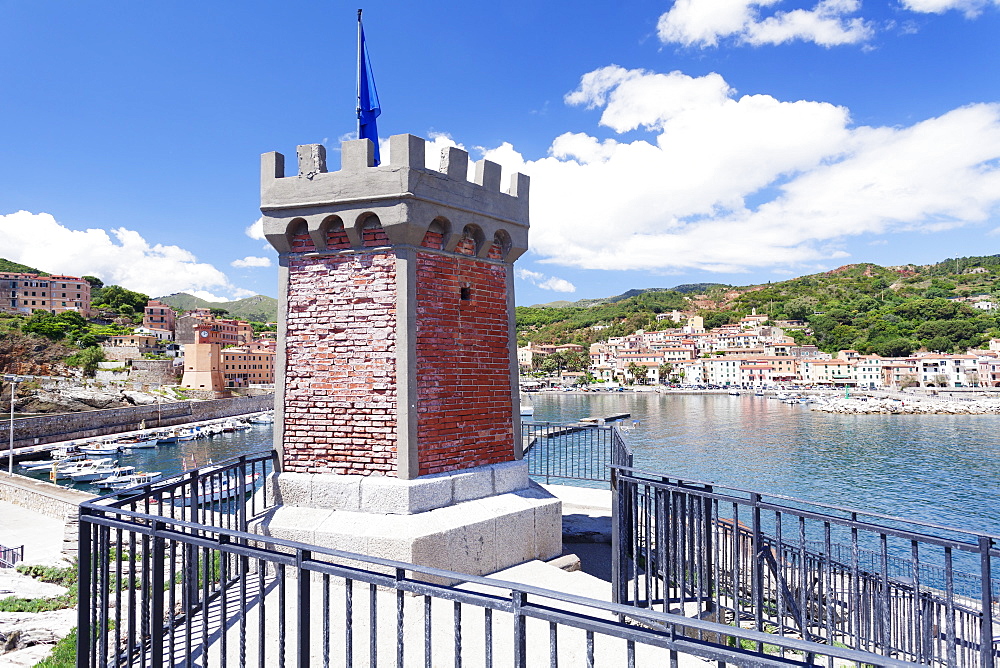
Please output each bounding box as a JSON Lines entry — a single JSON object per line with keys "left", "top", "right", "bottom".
{"left": 415, "top": 251, "right": 514, "bottom": 476}
{"left": 282, "top": 242, "right": 514, "bottom": 476}
{"left": 284, "top": 252, "right": 399, "bottom": 474}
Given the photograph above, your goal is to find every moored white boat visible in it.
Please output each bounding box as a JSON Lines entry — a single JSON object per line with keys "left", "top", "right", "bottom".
{"left": 158, "top": 427, "right": 199, "bottom": 443}
{"left": 50, "top": 457, "right": 118, "bottom": 480}
{"left": 97, "top": 471, "right": 162, "bottom": 491}
{"left": 116, "top": 436, "right": 159, "bottom": 449}
{"left": 19, "top": 453, "right": 87, "bottom": 472}
{"left": 248, "top": 412, "right": 274, "bottom": 424}
{"left": 167, "top": 472, "right": 260, "bottom": 506}
{"left": 71, "top": 464, "right": 136, "bottom": 483}
{"left": 77, "top": 442, "right": 121, "bottom": 456}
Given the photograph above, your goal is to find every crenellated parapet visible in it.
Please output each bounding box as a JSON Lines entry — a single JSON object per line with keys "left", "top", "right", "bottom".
{"left": 260, "top": 134, "right": 529, "bottom": 262}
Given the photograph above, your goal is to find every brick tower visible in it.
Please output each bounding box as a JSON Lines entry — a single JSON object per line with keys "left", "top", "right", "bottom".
{"left": 255, "top": 135, "right": 560, "bottom": 576}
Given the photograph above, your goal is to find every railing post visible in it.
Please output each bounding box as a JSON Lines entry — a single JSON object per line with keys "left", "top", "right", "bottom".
{"left": 978, "top": 536, "right": 994, "bottom": 668}
{"left": 751, "top": 492, "right": 764, "bottom": 639}
{"left": 77, "top": 507, "right": 92, "bottom": 668}
{"left": 512, "top": 590, "right": 527, "bottom": 668}
{"left": 150, "top": 520, "right": 166, "bottom": 668}
{"left": 611, "top": 466, "right": 627, "bottom": 605}
{"left": 703, "top": 486, "right": 714, "bottom": 614}
{"left": 298, "top": 549, "right": 311, "bottom": 668}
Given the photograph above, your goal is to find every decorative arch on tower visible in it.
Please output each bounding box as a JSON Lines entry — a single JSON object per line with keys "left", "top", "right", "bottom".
{"left": 319, "top": 214, "right": 350, "bottom": 251}
{"left": 356, "top": 213, "right": 390, "bottom": 247}
{"left": 287, "top": 217, "right": 314, "bottom": 252}
{"left": 488, "top": 229, "right": 512, "bottom": 261}
{"left": 455, "top": 224, "right": 484, "bottom": 256}
{"left": 421, "top": 217, "right": 450, "bottom": 250}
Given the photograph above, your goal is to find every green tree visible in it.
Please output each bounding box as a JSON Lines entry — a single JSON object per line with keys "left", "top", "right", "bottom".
{"left": 92, "top": 285, "right": 149, "bottom": 312}
{"left": 627, "top": 361, "right": 647, "bottom": 385}
{"left": 66, "top": 346, "right": 105, "bottom": 376}
{"left": 874, "top": 337, "right": 916, "bottom": 357}
{"left": 658, "top": 362, "right": 674, "bottom": 385}
{"left": 82, "top": 275, "right": 104, "bottom": 289}
{"left": 210, "top": 308, "right": 230, "bottom": 318}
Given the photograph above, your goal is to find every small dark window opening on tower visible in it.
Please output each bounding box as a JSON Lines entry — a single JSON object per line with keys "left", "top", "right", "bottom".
{"left": 460, "top": 287, "right": 472, "bottom": 301}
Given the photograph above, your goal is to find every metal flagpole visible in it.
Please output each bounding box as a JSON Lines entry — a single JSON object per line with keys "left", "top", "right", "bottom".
{"left": 357, "top": 9, "right": 363, "bottom": 138}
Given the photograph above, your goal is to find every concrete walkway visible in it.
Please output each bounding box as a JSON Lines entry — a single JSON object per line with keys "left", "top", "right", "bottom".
{"left": 0, "top": 500, "right": 69, "bottom": 570}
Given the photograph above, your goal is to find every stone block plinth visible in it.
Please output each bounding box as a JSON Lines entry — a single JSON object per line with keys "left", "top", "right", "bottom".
{"left": 249, "top": 461, "right": 561, "bottom": 580}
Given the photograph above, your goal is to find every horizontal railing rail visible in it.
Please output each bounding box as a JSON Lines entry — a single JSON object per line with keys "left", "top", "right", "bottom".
{"left": 78, "top": 481, "right": 924, "bottom": 668}
{"left": 0, "top": 543, "right": 24, "bottom": 568}
{"left": 612, "top": 465, "right": 1000, "bottom": 667}
{"left": 522, "top": 421, "right": 632, "bottom": 485}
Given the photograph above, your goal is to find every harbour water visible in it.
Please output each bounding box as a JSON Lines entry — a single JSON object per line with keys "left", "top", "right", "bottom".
{"left": 530, "top": 392, "right": 1000, "bottom": 537}
{"left": 23, "top": 394, "right": 1000, "bottom": 540}
{"left": 21, "top": 421, "right": 277, "bottom": 493}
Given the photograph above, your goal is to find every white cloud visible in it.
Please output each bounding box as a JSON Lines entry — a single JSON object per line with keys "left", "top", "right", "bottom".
{"left": 231, "top": 256, "right": 272, "bottom": 268}
{"left": 479, "top": 67, "right": 1000, "bottom": 275}
{"left": 515, "top": 268, "right": 577, "bottom": 293}
{"left": 900, "top": 0, "right": 999, "bottom": 17}
{"left": 657, "top": 0, "right": 873, "bottom": 48}
{"left": 0, "top": 211, "right": 254, "bottom": 299}
{"left": 245, "top": 217, "right": 265, "bottom": 240}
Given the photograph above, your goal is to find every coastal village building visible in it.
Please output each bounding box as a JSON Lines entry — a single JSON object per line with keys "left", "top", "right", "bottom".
{"left": 175, "top": 311, "right": 254, "bottom": 346}
{"left": 142, "top": 299, "right": 176, "bottom": 336}
{"left": 221, "top": 346, "right": 275, "bottom": 387}
{"left": 0, "top": 272, "right": 91, "bottom": 317}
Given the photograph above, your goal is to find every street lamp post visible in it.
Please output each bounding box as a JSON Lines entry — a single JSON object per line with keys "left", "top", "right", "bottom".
{"left": 5, "top": 375, "right": 20, "bottom": 475}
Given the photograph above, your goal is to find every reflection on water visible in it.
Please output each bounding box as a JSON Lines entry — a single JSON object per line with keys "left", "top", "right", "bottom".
{"left": 531, "top": 393, "right": 1000, "bottom": 536}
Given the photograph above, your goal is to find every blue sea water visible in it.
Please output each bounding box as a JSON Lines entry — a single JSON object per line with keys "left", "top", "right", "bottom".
{"left": 29, "top": 394, "right": 1000, "bottom": 541}
{"left": 530, "top": 392, "right": 1000, "bottom": 538}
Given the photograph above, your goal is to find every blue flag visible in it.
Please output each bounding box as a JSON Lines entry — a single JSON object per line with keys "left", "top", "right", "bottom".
{"left": 358, "top": 21, "right": 381, "bottom": 165}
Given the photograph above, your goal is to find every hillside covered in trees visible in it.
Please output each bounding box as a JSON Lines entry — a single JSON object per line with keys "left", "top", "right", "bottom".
{"left": 516, "top": 256, "right": 1000, "bottom": 356}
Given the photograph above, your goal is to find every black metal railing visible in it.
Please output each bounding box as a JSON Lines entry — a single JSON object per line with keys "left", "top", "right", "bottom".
{"left": 523, "top": 421, "right": 632, "bottom": 485}
{"left": 0, "top": 543, "right": 24, "bottom": 568}
{"left": 78, "top": 455, "right": 922, "bottom": 668}
{"left": 612, "top": 465, "right": 1000, "bottom": 667}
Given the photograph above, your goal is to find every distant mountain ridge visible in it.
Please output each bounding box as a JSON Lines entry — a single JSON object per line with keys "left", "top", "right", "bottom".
{"left": 530, "top": 284, "right": 728, "bottom": 308}
{"left": 0, "top": 258, "right": 48, "bottom": 275}
{"left": 156, "top": 293, "right": 278, "bottom": 323}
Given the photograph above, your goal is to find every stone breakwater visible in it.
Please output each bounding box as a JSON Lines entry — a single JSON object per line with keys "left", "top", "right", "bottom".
{"left": 811, "top": 397, "right": 1000, "bottom": 415}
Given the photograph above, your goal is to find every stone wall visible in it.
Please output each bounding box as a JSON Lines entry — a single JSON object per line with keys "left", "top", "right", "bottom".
{"left": 415, "top": 250, "right": 514, "bottom": 475}
{"left": 282, "top": 241, "right": 398, "bottom": 475}
{"left": 1, "top": 394, "right": 274, "bottom": 450}
{"left": 129, "top": 359, "right": 179, "bottom": 386}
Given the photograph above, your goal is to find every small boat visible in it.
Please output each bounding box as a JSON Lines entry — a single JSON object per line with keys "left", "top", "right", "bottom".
{"left": 77, "top": 442, "right": 121, "bottom": 456}
{"left": 519, "top": 398, "right": 534, "bottom": 417}
{"left": 168, "top": 472, "right": 260, "bottom": 506}
{"left": 97, "top": 471, "right": 162, "bottom": 491}
{"left": 48, "top": 458, "right": 118, "bottom": 481}
{"left": 158, "top": 428, "right": 200, "bottom": 443}
{"left": 71, "top": 464, "right": 135, "bottom": 483}
{"left": 19, "top": 453, "right": 87, "bottom": 472}
{"left": 728, "top": 390, "right": 741, "bottom": 396}
{"left": 116, "top": 436, "right": 159, "bottom": 449}
{"left": 248, "top": 412, "right": 274, "bottom": 425}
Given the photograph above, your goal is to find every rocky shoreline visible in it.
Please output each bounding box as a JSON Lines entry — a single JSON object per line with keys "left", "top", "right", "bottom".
{"left": 811, "top": 396, "right": 1000, "bottom": 414}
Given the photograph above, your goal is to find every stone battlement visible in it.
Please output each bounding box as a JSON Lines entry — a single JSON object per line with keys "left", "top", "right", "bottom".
{"left": 261, "top": 134, "right": 529, "bottom": 262}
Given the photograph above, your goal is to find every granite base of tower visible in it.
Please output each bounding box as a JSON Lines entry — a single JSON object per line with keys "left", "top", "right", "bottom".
{"left": 248, "top": 460, "right": 562, "bottom": 581}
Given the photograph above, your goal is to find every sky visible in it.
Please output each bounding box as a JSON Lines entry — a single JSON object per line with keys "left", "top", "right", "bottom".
{"left": 1, "top": 0, "right": 998, "bottom": 307}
